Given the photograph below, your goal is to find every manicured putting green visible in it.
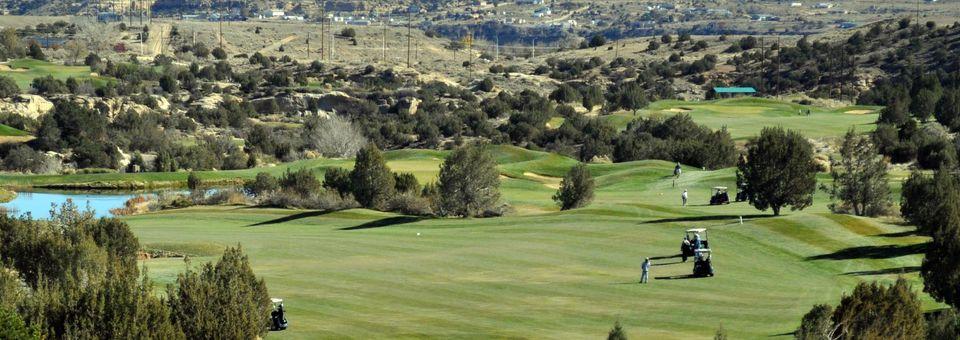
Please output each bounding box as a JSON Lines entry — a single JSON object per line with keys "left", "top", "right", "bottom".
{"left": 603, "top": 98, "right": 881, "bottom": 140}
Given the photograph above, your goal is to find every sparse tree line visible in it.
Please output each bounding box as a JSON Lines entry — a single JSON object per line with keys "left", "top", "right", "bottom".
{"left": 242, "top": 143, "right": 504, "bottom": 218}
{"left": 0, "top": 201, "right": 271, "bottom": 339}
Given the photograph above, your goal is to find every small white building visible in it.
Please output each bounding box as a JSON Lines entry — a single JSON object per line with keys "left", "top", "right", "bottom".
{"left": 265, "top": 9, "right": 285, "bottom": 17}
{"left": 813, "top": 2, "right": 834, "bottom": 9}
{"left": 790, "top": 2, "right": 803, "bottom": 7}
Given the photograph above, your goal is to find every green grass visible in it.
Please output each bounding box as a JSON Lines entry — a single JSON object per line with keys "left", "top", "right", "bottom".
{"left": 0, "top": 58, "right": 106, "bottom": 90}
{"left": 0, "top": 124, "right": 28, "bottom": 137}
{"left": 602, "top": 98, "right": 881, "bottom": 141}
{"left": 124, "top": 146, "right": 936, "bottom": 339}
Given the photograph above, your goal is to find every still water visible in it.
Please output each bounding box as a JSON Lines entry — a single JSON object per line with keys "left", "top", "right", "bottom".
{"left": 2, "top": 191, "right": 147, "bottom": 219}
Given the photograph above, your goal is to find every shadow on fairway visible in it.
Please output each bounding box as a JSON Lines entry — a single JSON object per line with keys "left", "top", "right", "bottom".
{"left": 807, "top": 242, "right": 928, "bottom": 261}
{"left": 247, "top": 210, "right": 336, "bottom": 226}
{"left": 768, "top": 330, "right": 796, "bottom": 337}
{"left": 652, "top": 261, "right": 685, "bottom": 266}
{"left": 655, "top": 274, "right": 699, "bottom": 280}
{"left": 640, "top": 214, "right": 773, "bottom": 224}
{"left": 649, "top": 254, "right": 681, "bottom": 260}
{"left": 875, "top": 229, "right": 922, "bottom": 238}
{"left": 339, "top": 216, "right": 425, "bottom": 230}
{"left": 842, "top": 266, "right": 921, "bottom": 276}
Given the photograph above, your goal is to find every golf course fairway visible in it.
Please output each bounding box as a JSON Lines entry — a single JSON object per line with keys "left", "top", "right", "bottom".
{"left": 124, "top": 146, "right": 935, "bottom": 339}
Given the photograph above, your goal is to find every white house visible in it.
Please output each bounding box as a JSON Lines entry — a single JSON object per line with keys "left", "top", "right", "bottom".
{"left": 790, "top": 2, "right": 803, "bottom": 7}
{"left": 265, "top": 9, "right": 284, "bottom": 17}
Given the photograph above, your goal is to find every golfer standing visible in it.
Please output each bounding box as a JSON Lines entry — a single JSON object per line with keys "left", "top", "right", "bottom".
{"left": 641, "top": 257, "right": 651, "bottom": 284}
{"left": 681, "top": 189, "right": 688, "bottom": 206}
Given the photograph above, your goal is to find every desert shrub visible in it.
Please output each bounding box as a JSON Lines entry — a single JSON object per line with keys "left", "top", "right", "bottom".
{"left": 279, "top": 168, "right": 321, "bottom": 197}
{"left": 394, "top": 172, "right": 420, "bottom": 194}
{"left": 387, "top": 192, "right": 433, "bottom": 216}
{"left": 438, "top": 143, "right": 500, "bottom": 217}
{"left": 167, "top": 246, "right": 270, "bottom": 340}
{"left": 553, "top": 163, "right": 595, "bottom": 210}
{"left": 323, "top": 167, "right": 352, "bottom": 196}
{"left": 244, "top": 172, "right": 279, "bottom": 197}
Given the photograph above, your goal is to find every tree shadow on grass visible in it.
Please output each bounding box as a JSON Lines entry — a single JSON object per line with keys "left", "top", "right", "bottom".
{"left": 651, "top": 261, "right": 685, "bottom": 267}
{"left": 655, "top": 274, "right": 701, "bottom": 280}
{"left": 247, "top": 210, "right": 336, "bottom": 227}
{"left": 806, "top": 243, "right": 928, "bottom": 261}
{"left": 339, "top": 216, "right": 426, "bottom": 231}
{"left": 875, "top": 229, "right": 922, "bottom": 238}
{"left": 640, "top": 214, "right": 773, "bottom": 224}
{"left": 842, "top": 266, "right": 920, "bottom": 276}
{"left": 768, "top": 330, "right": 796, "bottom": 337}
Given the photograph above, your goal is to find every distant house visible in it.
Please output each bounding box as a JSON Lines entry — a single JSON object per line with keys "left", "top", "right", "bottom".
{"left": 790, "top": 2, "right": 803, "bottom": 7}
{"left": 516, "top": 0, "right": 544, "bottom": 5}
{"left": 532, "top": 7, "right": 551, "bottom": 18}
{"left": 838, "top": 22, "right": 857, "bottom": 29}
{"left": 712, "top": 87, "right": 757, "bottom": 98}
{"left": 751, "top": 14, "right": 779, "bottom": 21}
{"left": 265, "top": 9, "right": 285, "bottom": 17}
{"left": 813, "top": 2, "right": 834, "bottom": 9}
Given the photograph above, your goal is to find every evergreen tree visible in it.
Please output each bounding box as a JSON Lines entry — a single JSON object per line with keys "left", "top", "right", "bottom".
{"left": 0, "top": 75, "right": 19, "bottom": 98}
{"left": 553, "top": 163, "right": 595, "bottom": 210}
{"left": 438, "top": 143, "right": 501, "bottom": 217}
{"left": 167, "top": 246, "right": 270, "bottom": 339}
{"left": 737, "top": 127, "right": 817, "bottom": 215}
{"left": 607, "top": 320, "right": 627, "bottom": 340}
{"left": 826, "top": 129, "right": 891, "bottom": 216}
{"left": 350, "top": 144, "right": 396, "bottom": 209}
{"left": 920, "top": 172, "right": 960, "bottom": 309}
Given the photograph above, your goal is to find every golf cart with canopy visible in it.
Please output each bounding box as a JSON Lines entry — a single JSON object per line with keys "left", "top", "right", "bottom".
{"left": 680, "top": 228, "right": 714, "bottom": 276}
{"left": 693, "top": 249, "right": 714, "bottom": 277}
{"left": 710, "top": 186, "right": 730, "bottom": 205}
{"left": 270, "top": 298, "right": 288, "bottom": 331}
{"left": 680, "top": 228, "right": 710, "bottom": 261}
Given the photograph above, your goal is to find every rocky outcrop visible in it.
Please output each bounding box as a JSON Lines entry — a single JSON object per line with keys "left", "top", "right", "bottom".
{"left": 0, "top": 94, "right": 54, "bottom": 119}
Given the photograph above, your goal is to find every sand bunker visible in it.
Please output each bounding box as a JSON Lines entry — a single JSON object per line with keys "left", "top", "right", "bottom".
{"left": 523, "top": 172, "right": 561, "bottom": 189}
{"left": 0, "top": 65, "right": 26, "bottom": 72}
{"left": 844, "top": 109, "right": 875, "bottom": 115}
{"left": 662, "top": 107, "right": 692, "bottom": 113}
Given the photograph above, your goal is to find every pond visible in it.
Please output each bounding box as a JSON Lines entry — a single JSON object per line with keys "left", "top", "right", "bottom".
{"left": 2, "top": 190, "right": 162, "bottom": 219}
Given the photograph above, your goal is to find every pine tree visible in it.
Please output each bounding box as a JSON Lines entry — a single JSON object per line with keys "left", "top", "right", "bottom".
{"left": 826, "top": 129, "right": 891, "bottom": 216}
{"left": 438, "top": 143, "right": 501, "bottom": 217}
{"left": 553, "top": 163, "right": 595, "bottom": 210}
{"left": 737, "top": 127, "right": 817, "bottom": 216}
{"left": 350, "top": 144, "right": 396, "bottom": 209}
{"left": 607, "top": 320, "right": 627, "bottom": 340}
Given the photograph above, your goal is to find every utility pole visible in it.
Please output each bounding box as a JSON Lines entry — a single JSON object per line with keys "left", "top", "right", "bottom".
{"left": 495, "top": 35, "right": 499, "bottom": 61}
{"left": 218, "top": 0, "right": 223, "bottom": 49}
{"left": 331, "top": 20, "right": 335, "bottom": 61}
{"left": 759, "top": 36, "right": 765, "bottom": 95}
{"left": 381, "top": 18, "right": 386, "bottom": 63}
{"left": 532, "top": 39, "right": 536, "bottom": 59}
{"left": 776, "top": 35, "right": 781, "bottom": 99}
{"left": 406, "top": 10, "right": 412, "bottom": 68}
{"left": 307, "top": 31, "right": 311, "bottom": 59}
{"left": 320, "top": 2, "right": 325, "bottom": 60}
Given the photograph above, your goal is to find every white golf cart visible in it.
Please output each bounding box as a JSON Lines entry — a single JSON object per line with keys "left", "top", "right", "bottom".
{"left": 270, "top": 298, "right": 288, "bottom": 331}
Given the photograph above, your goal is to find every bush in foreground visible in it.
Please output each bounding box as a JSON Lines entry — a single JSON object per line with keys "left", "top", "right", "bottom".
{"left": 796, "top": 278, "right": 925, "bottom": 339}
